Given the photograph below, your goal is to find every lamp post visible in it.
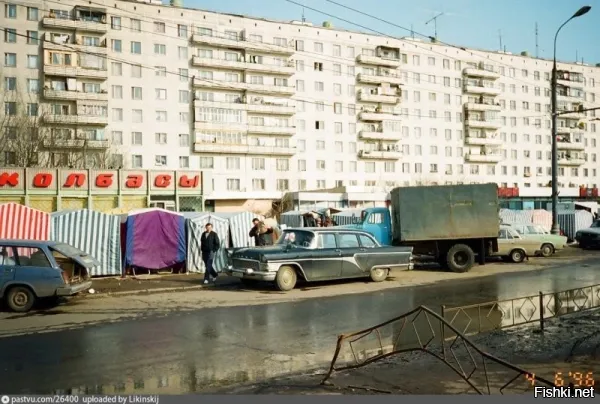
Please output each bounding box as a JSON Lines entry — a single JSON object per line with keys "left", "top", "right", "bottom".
{"left": 551, "top": 5, "right": 591, "bottom": 235}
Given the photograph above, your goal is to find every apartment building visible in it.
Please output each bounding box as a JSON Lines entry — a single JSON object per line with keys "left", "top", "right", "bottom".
{"left": 1, "top": 0, "right": 600, "bottom": 212}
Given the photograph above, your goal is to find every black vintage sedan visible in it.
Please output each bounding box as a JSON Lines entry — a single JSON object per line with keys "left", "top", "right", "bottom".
{"left": 226, "top": 228, "right": 413, "bottom": 291}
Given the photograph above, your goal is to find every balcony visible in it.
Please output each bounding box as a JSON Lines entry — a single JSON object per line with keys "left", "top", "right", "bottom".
{"left": 42, "top": 139, "right": 109, "bottom": 149}
{"left": 195, "top": 99, "right": 295, "bottom": 115}
{"left": 193, "top": 78, "right": 295, "bottom": 96}
{"left": 358, "top": 150, "right": 402, "bottom": 160}
{"left": 191, "top": 56, "right": 295, "bottom": 75}
{"left": 465, "top": 135, "right": 503, "bottom": 146}
{"left": 357, "top": 91, "right": 400, "bottom": 104}
{"left": 193, "top": 142, "right": 295, "bottom": 156}
{"left": 463, "top": 84, "right": 502, "bottom": 96}
{"left": 557, "top": 141, "right": 585, "bottom": 151}
{"left": 463, "top": 67, "right": 501, "bottom": 80}
{"left": 44, "top": 89, "right": 108, "bottom": 102}
{"left": 558, "top": 156, "right": 585, "bottom": 166}
{"left": 464, "top": 102, "right": 502, "bottom": 112}
{"left": 190, "top": 34, "right": 294, "bottom": 55}
{"left": 43, "top": 37, "right": 107, "bottom": 55}
{"left": 359, "top": 130, "right": 402, "bottom": 141}
{"left": 465, "top": 153, "right": 503, "bottom": 163}
{"left": 557, "top": 92, "right": 584, "bottom": 103}
{"left": 557, "top": 126, "right": 585, "bottom": 135}
{"left": 464, "top": 119, "right": 501, "bottom": 130}
{"left": 356, "top": 54, "right": 402, "bottom": 68}
{"left": 43, "top": 115, "right": 108, "bottom": 125}
{"left": 247, "top": 125, "right": 295, "bottom": 136}
{"left": 557, "top": 71, "right": 585, "bottom": 87}
{"left": 44, "top": 65, "right": 108, "bottom": 79}
{"left": 359, "top": 111, "right": 401, "bottom": 121}
{"left": 42, "top": 16, "right": 107, "bottom": 33}
{"left": 557, "top": 107, "right": 585, "bottom": 120}
{"left": 357, "top": 73, "right": 403, "bottom": 86}
{"left": 194, "top": 121, "right": 245, "bottom": 132}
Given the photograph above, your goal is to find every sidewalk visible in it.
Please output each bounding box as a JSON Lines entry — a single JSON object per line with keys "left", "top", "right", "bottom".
{"left": 87, "top": 273, "right": 241, "bottom": 297}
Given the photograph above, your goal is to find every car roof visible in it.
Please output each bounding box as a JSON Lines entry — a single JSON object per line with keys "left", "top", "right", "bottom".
{"left": 285, "top": 227, "right": 374, "bottom": 236}
{"left": 0, "top": 239, "right": 61, "bottom": 247}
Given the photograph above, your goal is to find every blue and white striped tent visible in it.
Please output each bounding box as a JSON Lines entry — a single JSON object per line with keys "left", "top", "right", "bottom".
{"left": 211, "top": 211, "right": 261, "bottom": 248}
{"left": 184, "top": 213, "right": 230, "bottom": 273}
{"left": 558, "top": 210, "right": 594, "bottom": 240}
{"left": 50, "top": 209, "right": 122, "bottom": 277}
{"left": 280, "top": 211, "right": 305, "bottom": 228}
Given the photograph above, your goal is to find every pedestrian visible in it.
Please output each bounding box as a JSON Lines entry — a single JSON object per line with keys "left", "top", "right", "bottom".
{"left": 249, "top": 218, "right": 273, "bottom": 246}
{"left": 200, "top": 222, "right": 220, "bottom": 285}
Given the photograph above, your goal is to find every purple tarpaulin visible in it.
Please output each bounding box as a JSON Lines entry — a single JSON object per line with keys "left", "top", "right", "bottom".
{"left": 123, "top": 208, "right": 186, "bottom": 270}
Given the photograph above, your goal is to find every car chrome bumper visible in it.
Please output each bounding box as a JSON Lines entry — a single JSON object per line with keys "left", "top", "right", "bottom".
{"left": 57, "top": 280, "right": 92, "bottom": 296}
{"left": 226, "top": 266, "right": 276, "bottom": 281}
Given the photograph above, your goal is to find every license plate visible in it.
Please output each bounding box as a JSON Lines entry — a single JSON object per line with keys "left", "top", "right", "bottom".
{"left": 232, "top": 272, "right": 244, "bottom": 278}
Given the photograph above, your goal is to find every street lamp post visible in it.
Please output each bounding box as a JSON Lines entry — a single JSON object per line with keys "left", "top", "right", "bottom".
{"left": 551, "top": 5, "right": 591, "bottom": 235}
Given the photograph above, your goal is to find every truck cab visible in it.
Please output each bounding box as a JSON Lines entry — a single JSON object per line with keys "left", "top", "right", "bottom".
{"left": 340, "top": 207, "right": 392, "bottom": 246}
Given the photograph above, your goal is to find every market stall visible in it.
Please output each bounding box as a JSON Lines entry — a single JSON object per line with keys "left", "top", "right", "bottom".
{"left": 50, "top": 209, "right": 122, "bottom": 277}
{"left": 184, "top": 213, "right": 229, "bottom": 273}
{"left": 0, "top": 202, "right": 50, "bottom": 240}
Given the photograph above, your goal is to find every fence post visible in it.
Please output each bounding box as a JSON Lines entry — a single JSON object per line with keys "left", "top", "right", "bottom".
{"left": 440, "top": 305, "right": 446, "bottom": 359}
{"left": 539, "top": 291, "right": 544, "bottom": 332}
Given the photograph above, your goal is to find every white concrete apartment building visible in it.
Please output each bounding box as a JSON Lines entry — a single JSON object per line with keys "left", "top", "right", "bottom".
{"left": 1, "top": 0, "right": 600, "bottom": 212}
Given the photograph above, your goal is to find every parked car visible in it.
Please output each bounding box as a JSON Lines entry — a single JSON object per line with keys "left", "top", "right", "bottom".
{"left": 0, "top": 240, "right": 98, "bottom": 312}
{"left": 493, "top": 226, "right": 545, "bottom": 263}
{"left": 575, "top": 220, "right": 600, "bottom": 249}
{"left": 507, "top": 224, "right": 568, "bottom": 257}
{"left": 226, "top": 228, "right": 413, "bottom": 291}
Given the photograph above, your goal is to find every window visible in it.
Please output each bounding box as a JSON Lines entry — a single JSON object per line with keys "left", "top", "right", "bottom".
{"left": 359, "top": 234, "right": 376, "bottom": 248}
{"left": 112, "top": 108, "right": 123, "bottom": 121}
{"left": 178, "top": 46, "right": 188, "bottom": 59}
{"left": 155, "top": 133, "right": 167, "bottom": 144}
{"left": 314, "top": 42, "right": 323, "bottom": 53}
{"left": 155, "top": 89, "right": 167, "bottom": 100}
{"left": 154, "top": 44, "right": 166, "bottom": 55}
{"left": 131, "top": 87, "right": 142, "bottom": 100}
{"left": 5, "top": 4, "right": 16, "bottom": 18}
{"left": 26, "top": 79, "right": 38, "bottom": 93}
{"left": 4, "top": 77, "right": 16, "bottom": 91}
{"left": 130, "top": 19, "right": 141, "bottom": 32}
{"left": 4, "top": 52, "right": 16, "bottom": 67}
{"left": 154, "top": 22, "right": 166, "bottom": 33}
{"left": 111, "top": 131, "right": 123, "bottom": 145}
{"left": 131, "top": 132, "right": 142, "bottom": 145}
{"left": 3, "top": 28, "right": 16, "bottom": 44}
{"left": 132, "top": 109, "right": 143, "bottom": 123}
{"left": 338, "top": 234, "right": 359, "bottom": 248}
{"left": 179, "top": 90, "right": 189, "bottom": 103}
{"left": 131, "top": 64, "right": 142, "bottom": 78}
{"left": 111, "top": 39, "right": 122, "bottom": 52}
{"left": 111, "top": 85, "right": 123, "bottom": 99}
{"left": 130, "top": 41, "right": 141, "bottom": 54}
{"left": 179, "top": 156, "right": 189, "bottom": 169}
{"left": 132, "top": 155, "right": 143, "bottom": 168}
{"left": 111, "top": 17, "right": 121, "bottom": 30}
{"left": 156, "top": 111, "right": 167, "bottom": 122}
{"left": 317, "top": 234, "right": 337, "bottom": 249}
{"left": 4, "top": 102, "right": 16, "bottom": 116}
{"left": 178, "top": 24, "right": 188, "bottom": 38}
{"left": 27, "top": 7, "right": 38, "bottom": 20}
{"left": 111, "top": 62, "right": 122, "bottom": 76}
{"left": 155, "top": 155, "right": 167, "bottom": 166}
{"left": 26, "top": 54, "right": 38, "bottom": 69}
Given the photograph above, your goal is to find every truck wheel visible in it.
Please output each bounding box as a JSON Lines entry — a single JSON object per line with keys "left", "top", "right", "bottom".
{"left": 510, "top": 249, "right": 526, "bottom": 263}
{"left": 446, "top": 244, "right": 475, "bottom": 273}
{"left": 6, "top": 286, "right": 36, "bottom": 313}
{"left": 370, "top": 267, "right": 389, "bottom": 282}
{"left": 540, "top": 244, "right": 554, "bottom": 258}
{"left": 275, "top": 266, "right": 297, "bottom": 291}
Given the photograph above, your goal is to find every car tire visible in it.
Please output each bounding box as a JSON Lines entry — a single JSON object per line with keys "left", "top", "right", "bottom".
{"left": 540, "top": 243, "right": 554, "bottom": 258}
{"left": 446, "top": 244, "right": 475, "bottom": 273}
{"left": 510, "top": 249, "right": 526, "bottom": 263}
{"left": 6, "top": 286, "right": 36, "bottom": 313}
{"left": 370, "top": 267, "right": 389, "bottom": 282}
{"left": 275, "top": 266, "right": 297, "bottom": 291}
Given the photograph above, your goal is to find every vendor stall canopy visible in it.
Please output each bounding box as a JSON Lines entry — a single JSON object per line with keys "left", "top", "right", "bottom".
{"left": 0, "top": 202, "right": 50, "bottom": 240}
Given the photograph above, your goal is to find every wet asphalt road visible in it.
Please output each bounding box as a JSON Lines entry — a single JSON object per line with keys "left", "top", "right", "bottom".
{"left": 1, "top": 258, "right": 599, "bottom": 394}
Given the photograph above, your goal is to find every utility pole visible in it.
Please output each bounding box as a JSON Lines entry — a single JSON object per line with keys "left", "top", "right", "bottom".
{"left": 425, "top": 12, "right": 444, "bottom": 40}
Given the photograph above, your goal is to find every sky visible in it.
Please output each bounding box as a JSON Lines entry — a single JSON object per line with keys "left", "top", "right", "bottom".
{"left": 183, "top": 0, "right": 600, "bottom": 64}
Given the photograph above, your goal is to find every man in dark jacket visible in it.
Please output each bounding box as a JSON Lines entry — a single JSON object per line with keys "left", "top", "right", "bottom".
{"left": 200, "top": 223, "right": 220, "bottom": 284}
{"left": 249, "top": 218, "right": 273, "bottom": 246}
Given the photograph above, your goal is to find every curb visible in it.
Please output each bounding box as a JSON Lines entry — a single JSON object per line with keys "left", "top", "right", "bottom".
{"left": 84, "top": 284, "right": 206, "bottom": 299}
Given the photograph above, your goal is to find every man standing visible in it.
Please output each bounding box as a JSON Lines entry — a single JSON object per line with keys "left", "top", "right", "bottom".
{"left": 200, "top": 222, "right": 220, "bottom": 285}
{"left": 249, "top": 218, "right": 273, "bottom": 246}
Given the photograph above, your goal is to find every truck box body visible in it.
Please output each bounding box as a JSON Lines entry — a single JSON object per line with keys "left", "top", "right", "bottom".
{"left": 390, "top": 183, "right": 499, "bottom": 243}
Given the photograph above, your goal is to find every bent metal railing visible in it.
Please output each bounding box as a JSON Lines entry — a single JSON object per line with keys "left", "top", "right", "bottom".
{"left": 443, "top": 283, "right": 600, "bottom": 336}
{"left": 321, "top": 306, "right": 554, "bottom": 394}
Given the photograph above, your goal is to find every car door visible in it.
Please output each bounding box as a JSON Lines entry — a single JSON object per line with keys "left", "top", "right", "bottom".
{"left": 337, "top": 233, "right": 364, "bottom": 278}
{"left": 308, "top": 232, "right": 342, "bottom": 281}
{"left": 13, "top": 246, "right": 58, "bottom": 297}
{"left": 0, "top": 246, "right": 17, "bottom": 291}
{"left": 496, "top": 229, "right": 512, "bottom": 255}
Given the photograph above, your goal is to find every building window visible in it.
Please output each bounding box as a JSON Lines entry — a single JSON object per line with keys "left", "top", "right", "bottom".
{"left": 227, "top": 179, "right": 240, "bottom": 191}
{"left": 130, "top": 41, "right": 141, "bottom": 54}
{"left": 4, "top": 52, "right": 17, "bottom": 67}
{"left": 130, "top": 19, "right": 141, "bottom": 32}
{"left": 155, "top": 155, "right": 167, "bottom": 166}
{"left": 111, "top": 17, "right": 121, "bottom": 30}
{"left": 132, "top": 155, "right": 142, "bottom": 168}
{"left": 154, "top": 43, "right": 167, "bottom": 55}
{"left": 155, "top": 133, "right": 167, "bottom": 144}
{"left": 178, "top": 133, "right": 189, "bottom": 147}
{"left": 27, "top": 7, "right": 38, "bottom": 20}
{"left": 5, "top": 4, "right": 17, "bottom": 18}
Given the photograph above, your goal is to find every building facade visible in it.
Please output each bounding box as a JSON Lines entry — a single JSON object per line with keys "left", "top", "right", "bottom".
{"left": 1, "top": 0, "right": 600, "bottom": 212}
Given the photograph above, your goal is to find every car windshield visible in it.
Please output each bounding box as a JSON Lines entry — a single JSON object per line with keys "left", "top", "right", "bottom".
{"left": 276, "top": 230, "right": 315, "bottom": 248}
{"left": 591, "top": 220, "right": 600, "bottom": 228}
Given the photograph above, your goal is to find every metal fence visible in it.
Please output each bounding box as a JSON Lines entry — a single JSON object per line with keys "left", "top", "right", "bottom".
{"left": 443, "top": 283, "right": 600, "bottom": 337}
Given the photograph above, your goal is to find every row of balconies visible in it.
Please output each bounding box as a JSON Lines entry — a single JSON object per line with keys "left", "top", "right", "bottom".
{"left": 191, "top": 55, "right": 295, "bottom": 76}
{"left": 195, "top": 99, "right": 295, "bottom": 116}
{"left": 42, "top": 138, "right": 110, "bottom": 149}
{"left": 191, "top": 33, "right": 294, "bottom": 55}
{"left": 193, "top": 77, "right": 294, "bottom": 96}
{"left": 43, "top": 114, "right": 108, "bottom": 126}
{"left": 41, "top": 15, "right": 107, "bottom": 33}
{"left": 44, "top": 88, "right": 108, "bottom": 102}
{"left": 194, "top": 121, "right": 295, "bottom": 136}
{"left": 43, "top": 33, "right": 107, "bottom": 54}
{"left": 43, "top": 64, "right": 107, "bottom": 79}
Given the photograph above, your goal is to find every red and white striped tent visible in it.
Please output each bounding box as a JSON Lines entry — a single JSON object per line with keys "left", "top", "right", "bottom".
{"left": 0, "top": 203, "right": 50, "bottom": 240}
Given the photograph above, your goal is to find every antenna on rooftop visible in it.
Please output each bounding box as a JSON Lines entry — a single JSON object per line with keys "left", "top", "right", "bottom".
{"left": 535, "top": 22, "right": 539, "bottom": 58}
{"left": 410, "top": 24, "right": 415, "bottom": 39}
{"left": 498, "top": 29, "right": 503, "bottom": 51}
{"left": 425, "top": 12, "right": 444, "bottom": 41}
{"left": 301, "top": 6, "right": 306, "bottom": 22}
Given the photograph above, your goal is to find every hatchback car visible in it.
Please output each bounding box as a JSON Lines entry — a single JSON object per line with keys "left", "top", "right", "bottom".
{"left": 0, "top": 240, "right": 98, "bottom": 312}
